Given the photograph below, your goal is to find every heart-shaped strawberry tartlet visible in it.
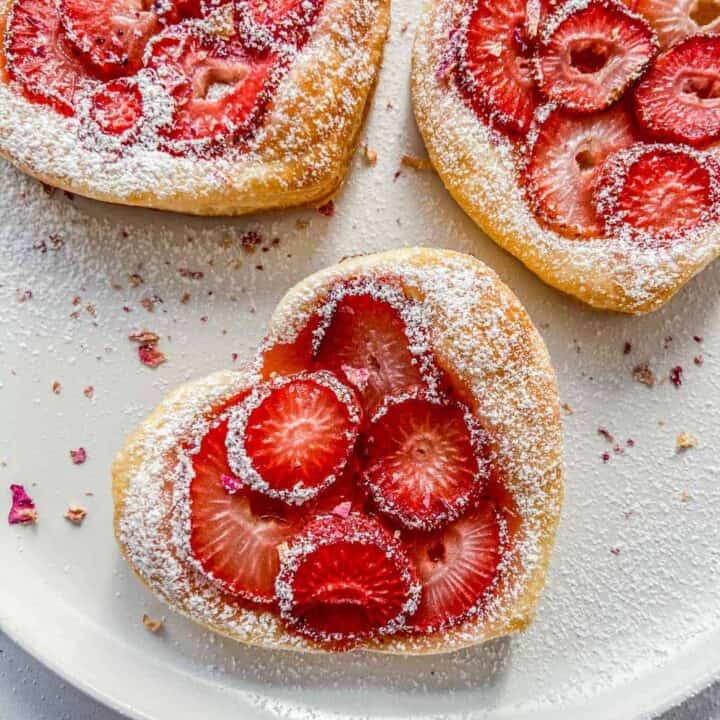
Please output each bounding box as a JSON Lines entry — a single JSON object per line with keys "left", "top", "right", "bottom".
{"left": 113, "top": 248, "right": 563, "bottom": 652}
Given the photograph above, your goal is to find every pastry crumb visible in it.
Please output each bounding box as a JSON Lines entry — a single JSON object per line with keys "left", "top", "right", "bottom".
{"left": 401, "top": 154, "right": 433, "bottom": 171}
{"left": 128, "top": 329, "right": 160, "bottom": 345}
{"left": 363, "top": 144, "right": 378, "bottom": 166}
{"left": 142, "top": 614, "right": 164, "bottom": 633}
{"left": 676, "top": 432, "right": 697, "bottom": 451}
{"left": 64, "top": 505, "right": 87, "bottom": 525}
{"left": 633, "top": 364, "right": 656, "bottom": 387}
{"left": 51, "top": 380, "right": 62, "bottom": 394}
{"left": 561, "top": 402, "right": 574, "bottom": 415}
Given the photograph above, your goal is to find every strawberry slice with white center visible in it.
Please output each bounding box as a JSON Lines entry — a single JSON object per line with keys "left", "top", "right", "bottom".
{"left": 225, "top": 371, "right": 362, "bottom": 504}
{"left": 535, "top": 0, "right": 657, "bottom": 113}
{"left": 636, "top": 0, "right": 720, "bottom": 48}
{"left": 406, "top": 504, "right": 502, "bottom": 632}
{"left": 312, "top": 281, "right": 435, "bottom": 416}
{"left": 458, "top": 0, "right": 540, "bottom": 136}
{"left": 275, "top": 514, "right": 421, "bottom": 642}
{"left": 633, "top": 35, "right": 720, "bottom": 147}
{"left": 189, "top": 418, "right": 307, "bottom": 602}
{"left": 88, "top": 77, "right": 144, "bottom": 135}
{"left": 593, "top": 143, "right": 720, "bottom": 242}
{"left": 146, "top": 24, "right": 278, "bottom": 150}
{"left": 5, "top": 0, "right": 89, "bottom": 115}
{"left": 523, "top": 104, "right": 637, "bottom": 238}
{"left": 361, "top": 395, "right": 488, "bottom": 531}
{"left": 59, "top": 0, "right": 158, "bottom": 79}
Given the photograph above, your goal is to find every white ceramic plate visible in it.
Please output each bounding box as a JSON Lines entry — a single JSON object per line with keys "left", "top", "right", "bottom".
{"left": 3, "top": 2, "right": 720, "bottom": 717}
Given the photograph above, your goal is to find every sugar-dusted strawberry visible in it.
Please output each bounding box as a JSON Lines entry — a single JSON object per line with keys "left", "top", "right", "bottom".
{"left": 88, "top": 77, "right": 144, "bottom": 135}
{"left": 189, "top": 418, "right": 307, "bottom": 602}
{"left": 276, "top": 514, "right": 421, "bottom": 642}
{"left": 225, "top": 371, "right": 362, "bottom": 505}
{"left": 633, "top": 35, "right": 720, "bottom": 147}
{"left": 59, "top": 0, "right": 158, "bottom": 79}
{"left": 593, "top": 143, "right": 720, "bottom": 242}
{"left": 457, "top": 0, "right": 540, "bottom": 136}
{"left": 312, "top": 280, "right": 437, "bottom": 415}
{"left": 5, "top": 0, "right": 89, "bottom": 115}
{"left": 523, "top": 103, "right": 637, "bottom": 237}
{"left": 146, "top": 24, "right": 278, "bottom": 150}
{"left": 361, "top": 394, "right": 488, "bottom": 532}
{"left": 406, "top": 504, "right": 502, "bottom": 632}
{"left": 636, "top": 0, "right": 720, "bottom": 48}
{"left": 235, "top": 0, "right": 325, "bottom": 49}
{"left": 535, "top": 0, "right": 657, "bottom": 112}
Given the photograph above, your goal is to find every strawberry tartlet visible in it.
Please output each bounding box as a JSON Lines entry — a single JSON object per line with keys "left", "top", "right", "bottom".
{"left": 0, "top": 0, "right": 389, "bottom": 214}
{"left": 412, "top": 0, "right": 720, "bottom": 313}
{"left": 113, "top": 247, "right": 563, "bottom": 653}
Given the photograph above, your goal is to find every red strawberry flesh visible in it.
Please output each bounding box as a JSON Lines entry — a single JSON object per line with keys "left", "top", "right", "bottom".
{"left": 313, "top": 285, "right": 430, "bottom": 415}
{"left": 637, "top": 0, "right": 720, "bottom": 48}
{"left": 189, "top": 419, "right": 304, "bottom": 602}
{"left": 523, "top": 104, "right": 637, "bottom": 238}
{"left": 225, "top": 372, "right": 362, "bottom": 504}
{"left": 407, "top": 504, "right": 502, "bottom": 632}
{"left": 459, "top": 0, "right": 539, "bottom": 135}
{"left": 89, "top": 78, "right": 143, "bottom": 134}
{"left": 536, "top": 0, "right": 657, "bottom": 113}
{"left": 276, "top": 514, "right": 420, "bottom": 641}
{"left": 59, "top": 0, "right": 158, "bottom": 79}
{"left": 362, "top": 395, "right": 486, "bottom": 531}
{"left": 633, "top": 35, "right": 720, "bottom": 147}
{"left": 5, "top": 0, "right": 89, "bottom": 115}
{"left": 147, "top": 25, "right": 277, "bottom": 147}
{"left": 594, "top": 143, "right": 720, "bottom": 240}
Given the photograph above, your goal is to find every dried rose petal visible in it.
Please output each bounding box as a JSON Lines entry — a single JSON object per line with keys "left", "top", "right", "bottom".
{"left": 331, "top": 501, "right": 352, "bottom": 518}
{"left": 70, "top": 447, "right": 87, "bottom": 464}
{"left": 221, "top": 473, "right": 243, "bottom": 494}
{"left": 317, "top": 200, "right": 335, "bottom": 217}
{"left": 138, "top": 345, "right": 166, "bottom": 368}
{"left": 64, "top": 505, "right": 87, "bottom": 525}
{"left": 8, "top": 484, "right": 37, "bottom": 525}
{"left": 83, "top": 386, "right": 94, "bottom": 399}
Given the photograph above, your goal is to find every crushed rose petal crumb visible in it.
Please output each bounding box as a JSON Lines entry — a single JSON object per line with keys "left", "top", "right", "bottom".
{"left": 8, "top": 484, "right": 37, "bottom": 525}
{"left": 138, "top": 345, "right": 167, "bottom": 368}
{"left": 83, "top": 386, "right": 94, "bottom": 399}
{"left": 670, "top": 366, "right": 683, "bottom": 388}
{"left": 70, "top": 447, "right": 87, "bottom": 464}
{"left": 317, "top": 200, "right": 335, "bottom": 217}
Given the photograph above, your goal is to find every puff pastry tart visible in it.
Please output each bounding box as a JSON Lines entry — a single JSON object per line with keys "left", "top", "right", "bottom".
{"left": 113, "top": 247, "right": 563, "bottom": 653}
{"left": 0, "top": 0, "right": 388, "bottom": 214}
{"left": 412, "top": 0, "right": 720, "bottom": 313}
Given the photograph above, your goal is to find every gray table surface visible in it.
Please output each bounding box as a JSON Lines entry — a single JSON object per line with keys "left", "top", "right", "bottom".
{"left": 0, "top": 631, "right": 717, "bottom": 720}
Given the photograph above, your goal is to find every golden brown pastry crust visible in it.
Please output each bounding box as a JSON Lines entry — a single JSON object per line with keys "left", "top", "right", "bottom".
{"left": 0, "top": 0, "right": 389, "bottom": 215}
{"left": 411, "top": 0, "right": 720, "bottom": 314}
{"left": 113, "top": 247, "right": 563, "bottom": 654}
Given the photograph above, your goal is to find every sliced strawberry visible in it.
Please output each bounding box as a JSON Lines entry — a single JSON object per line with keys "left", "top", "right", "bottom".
{"left": 535, "top": 0, "right": 657, "bottom": 112}
{"left": 5, "top": 0, "right": 89, "bottom": 115}
{"left": 59, "top": 0, "right": 158, "bottom": 79}
{"left": 593, "top": 143, "right": 720, "bottom": 242}
{"left": 458, "top": 0, "right": 540, "bottom": 136}
{"left": 235, "top": 0, "right": 325, "bottom": 48}
{"left": 637, "top": 0, "right": 720, "bottom": 48}
{"left": 146, "top": 24, "right": 278, "bottom": 150}
{"left": 88, "top": 77, "right": 143, "bottom": 135}
{"left": 361, "top": 395, "right": 487, "bottom": 532}
{"left": 225, "top": 371, "right": 362, "bottom": 504}
{"left": 406, "top": 504, "right": 502, "bottom": 632}
{"left": 275, "top": 514, "right": 421, "bottom": 642}
{"left": 313, "top": 280, "right": 435, "bottom": 415}
{"left": 523, "top": 104, "right": 637, "bottom": 238}
{"left": 189, "top": 419, "right": 305, "bottom": 602}
{"left": 633, "top": 35, "right": 720, "bottom": 147}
